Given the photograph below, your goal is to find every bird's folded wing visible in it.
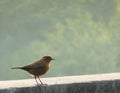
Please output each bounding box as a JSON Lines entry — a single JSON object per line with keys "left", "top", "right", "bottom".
{"left": 22, "top": 63, "right": 45, "bottom": 70}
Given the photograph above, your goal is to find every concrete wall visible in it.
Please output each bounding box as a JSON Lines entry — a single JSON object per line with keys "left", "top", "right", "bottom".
{"left": 0, "top": 73, "right": 120, "bottom": 93}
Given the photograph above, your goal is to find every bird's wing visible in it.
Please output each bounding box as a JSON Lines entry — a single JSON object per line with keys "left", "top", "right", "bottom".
{"left": 21, "top": 62, "right": 45, "bottom": 70}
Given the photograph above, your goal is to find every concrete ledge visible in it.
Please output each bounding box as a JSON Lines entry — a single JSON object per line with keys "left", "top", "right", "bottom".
{"left": 0, "top": 73, "right": 120, "bottom": 93}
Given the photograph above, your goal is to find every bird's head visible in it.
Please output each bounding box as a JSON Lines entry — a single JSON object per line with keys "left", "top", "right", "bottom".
{"left": 42, "top": 56, "right": 55, "bottom": 62}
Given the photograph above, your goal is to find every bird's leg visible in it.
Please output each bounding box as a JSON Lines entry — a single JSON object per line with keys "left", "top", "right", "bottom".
{"left": 38, "top": 76, "right": 44, "bottom": 85}
{"left": 35, "top": 76, "right": 39, "bottom": 85}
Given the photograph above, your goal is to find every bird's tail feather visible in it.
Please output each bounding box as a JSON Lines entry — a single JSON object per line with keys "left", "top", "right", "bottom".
{"left": 11, "top": 67, "right": 22, "bottom": 69}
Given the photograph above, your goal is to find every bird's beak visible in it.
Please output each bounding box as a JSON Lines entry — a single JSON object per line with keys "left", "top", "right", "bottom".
{"left": 52, "top": 58, "right": 55, "bottom": 60}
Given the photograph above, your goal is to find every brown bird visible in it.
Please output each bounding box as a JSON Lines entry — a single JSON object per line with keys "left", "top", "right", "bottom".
{"left": 12, "top": 56, "right": 55, "bottom": 85}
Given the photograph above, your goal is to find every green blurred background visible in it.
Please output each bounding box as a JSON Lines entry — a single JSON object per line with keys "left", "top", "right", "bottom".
{"left": 0, "top": 0, "right": 120, "bottom": 80}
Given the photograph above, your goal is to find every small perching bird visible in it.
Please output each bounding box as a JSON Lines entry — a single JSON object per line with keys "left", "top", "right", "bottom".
{"left": 12, "top": 56, "right": 55, "bottom": 85}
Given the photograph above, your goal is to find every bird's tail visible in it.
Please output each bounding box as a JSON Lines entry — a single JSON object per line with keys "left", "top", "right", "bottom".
{"left": 11, "top": 67, "right": 22, "bottom": 69}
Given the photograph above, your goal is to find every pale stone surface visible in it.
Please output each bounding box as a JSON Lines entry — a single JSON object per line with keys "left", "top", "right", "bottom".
{"left": 0, "top": 73, "right": 120, "bottom": 93}
{"left": 1, "top": 73, "right": 120, "bottom": 89}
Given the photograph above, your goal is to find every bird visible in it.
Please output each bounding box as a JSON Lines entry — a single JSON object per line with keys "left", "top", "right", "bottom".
{"left": 12, "top": 55, "right": 55, "bottom": 85}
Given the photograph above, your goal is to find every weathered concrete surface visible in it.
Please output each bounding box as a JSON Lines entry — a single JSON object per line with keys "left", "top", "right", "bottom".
{"left": 0, "top": 73, "right": 120, "bottom": 93}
